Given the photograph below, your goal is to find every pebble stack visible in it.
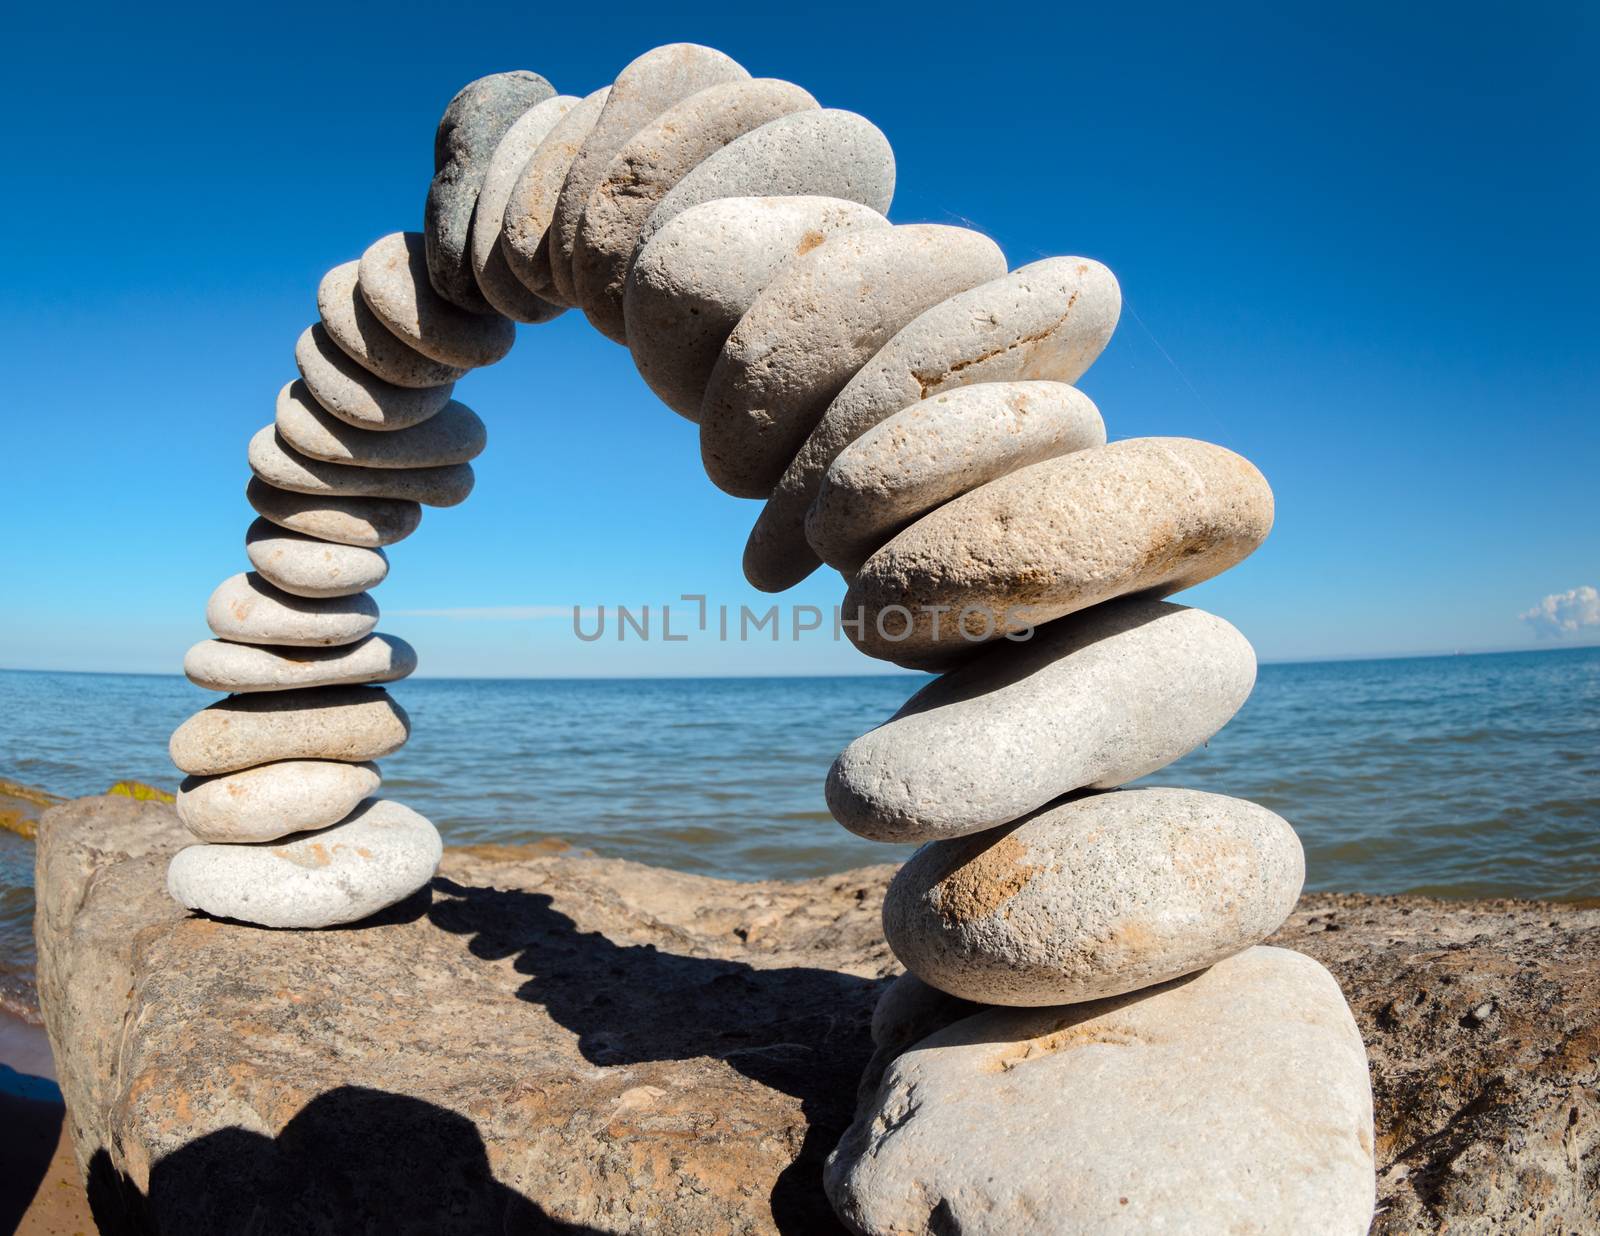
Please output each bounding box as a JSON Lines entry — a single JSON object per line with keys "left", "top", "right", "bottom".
{"left": 164, "top": 43, "right": 1376, "bottom": 1231}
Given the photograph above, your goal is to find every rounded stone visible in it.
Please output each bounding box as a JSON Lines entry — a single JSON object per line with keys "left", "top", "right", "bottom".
{"left": 826, "top": 947, "right": 1375, "bottom": 1236}
{"left": 295, "top": 325, "right": 454, "bottom": 431}
{"left": 547, "top": 43, "right": 748, "bottom": 305}
{"left": 316, "top": 261, "right": 466, "bottom": 389}
{"left": 275, "top": 383, "right": 485, "bottom": 471}
{"left": 176, "top": 760, "right": 382, "bottom": 842}
{"left": 635, "top": 109, "right": 896, "bottom": 259}
{"left": 167, "top": 799, "right": 444, "bottom": 929}
{"left": 807, "top": 381, "right": 1106, "bottom": 574}
{"left": 827, "top": 601, "right": 1256, "bottom": 843}
{"left": 169, "top": 685, "right": 411, "bottom": 777}
{"left": 247, "top": 478, "right": 421, "bottom": 549}
{"left": 501, "top": 87, "right": 610, "bottom": 301}
{"left": 745, "top": 256, "right": 1122, "bottom": 592}
{"left": 843, "top": 436, "right": 1275, "bottom": 668}
{"left": 205, "top": 572, "right": 378, "bottom": 648}
{"left": 245, "top": 518, "right": 389, "bottom": 598}
{"left": 884, "top": 787, "right": 1304, "bottom": 1006}
{"left": 249, "top": 425, "right": 474, "bottom": 508}
{"left": 359, "top": 232, "right": 515, "bottom": 370}
{"left": 625, "top": 196, "right": 889, "bottom": 419}
{"left": 700, "top": 225, "right": 1006, "bottom": 498}
{"left": 184, "top": 633, "right": 417, "bottom": 693}
{"left": 424, "top": 70, "right": 555, "bottom": 313}
{"left": 468, "top": 94, "right": 577, "bottom": 323}
{"left": 570, "top": 78, "right": 817, "bottom": 342}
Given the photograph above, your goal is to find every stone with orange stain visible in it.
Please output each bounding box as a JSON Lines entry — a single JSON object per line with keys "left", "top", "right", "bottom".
{"left": 882, "top": 787, "right": 1303, "bottom": 1006}
{"left": 166, "top": 798, "right": 441, "bottom": 928}
{"left": 840, "top": 435, "right": 1275, "bottom": 668}
{"left": 827, "top": 946, "right": 1376, "bottom": 1236}
{"left": 176, "top": 758, "right": 380, "bottom": 842}
{"left": 203, "top": 571, "right": 378, "bottom": 648}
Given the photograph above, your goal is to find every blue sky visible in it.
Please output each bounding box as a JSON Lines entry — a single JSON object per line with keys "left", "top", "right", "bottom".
{"left": 1, "top": 1, "right": 1595, "bottom": 677}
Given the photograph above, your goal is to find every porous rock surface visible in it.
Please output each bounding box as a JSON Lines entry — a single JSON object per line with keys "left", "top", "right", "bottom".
{"left": 35, "top": 796, "right": 1597, "bottom": 1235}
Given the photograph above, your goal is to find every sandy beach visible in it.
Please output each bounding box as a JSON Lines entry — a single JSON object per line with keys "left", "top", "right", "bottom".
{"left": 1, "top": 1012, "right": 95, "bottom": 1233}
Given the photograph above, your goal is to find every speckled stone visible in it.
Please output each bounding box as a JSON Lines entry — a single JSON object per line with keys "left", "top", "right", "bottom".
{"left": 245, "top": 518, "right": 390, "bottom": 598}
{"left": 424, "top": 70, "right": 555, "bottom": 313}
{"left": 571, "top": 78, "right": 817, "bottom": 342}
{"left": 547, "top": 44, "right": 748, "bottom": 305}
{"left": 807, "top": 381, "right": 1105, "bottom": 574}
{"left": 700, "top": 225, "right": 1005, "bottom": 498}
{"left": 295, "top": 324, "right": 455, "bottom": 431}
{"left": 884, "top": 787, "right": 1304, "bottom": 1005}
{"left": 169, "top": 685, "right": 411, "bottom": 776}
{"left": 167, "top": 798, "right": 443, "bottom": 929}
{"left": 635, "top": 109, "right": 895, "bottom": 259}
{"left": 205, "top": 572, "right": 378, "bottom": 648}
{"left": 501, "top": 87, "right": 610, "bottom": 301}
{"left": 183, "top": 633, "right": 417, "bottom": 694}
{"left": 247, "top": 478, "right": 421, "bottom": 549}
{"left": 275, "top": 383, "right": 485, "bottom": 470}
{"left": 248, "top": 425, "right": 474, "bottom": 507}
{"left": 842, "top": 437, "right": 1275, "bottom": 668}
{"left": 316, "top": 261, "right": 466, "bottom": 388}
{"left": 745, "top": 256, "right": 1121, "bottom": 592}
{"left": 469, "top": 94, "right": 576, "bottom": 322}
{"left": 359, "top": 232, "right": 515, "bottom": 370}
{"left": 827, "top": 947, "right": 1375, "bottom": 1236}
{"left": 176, "top": 760, "right": 382, "bottom": 843}
{"left": 625, "top": 196, "right": 888, "bottom": 419}
{"left": 827, "top": 601, "right": 1256, "bottom": 843}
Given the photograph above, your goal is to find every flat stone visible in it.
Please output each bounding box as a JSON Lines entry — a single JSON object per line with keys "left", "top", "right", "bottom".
{"left": 842, "top": 436, "right": 1275, "bottom": 667}
{"left": 316, "top": 261, "right": 466, "bottom": 388}
{"left": 276, "top": 382, "right": 485, "bottom": 470}
{"left": 169, "top": 685, "right": 411, "bottom": 776}
{"left": 547, "top": 43, "right": 748, "bottom": 305}
{"left": 700, "top": 225, "right": 1005, "bottom": 498}
{"left": 295, "top": 324, "right": 455, "bottom": 431}
{"left": 249, "top": 424, "right": 474, "bottom": 507}
{"left": 827, "top": 946, "right": 1374, "bottom": 1235}
{"left": 245, "top": 517, "right": 390, "bottom": 597}
{"left": 501, "top": 87, "right": 610, "bottom": 301}
{"left": 168, "top": 799, "right": 443, "bottom": 929}
{"left": 205, "top": 572, "right": 378, "bottom": 648}
{"left": 807, "top": 381, "right": 1106, "bottom": 574}
{"left": 745, "top": 256, "right": 1121, "bottom": 592}
{"left": 359, "top": 232, "right": 515, "bottom": 370}
{"left": 468, "top": 94, "right": 576, "bottom": 322}
{"left": 883, "top": 788, "right": 1304, "bottom": 1006}
{"left": 636, "top": 109, "right": 895, "bottom": 260}
{"left": 424, "top": 71, "right": 555, "bottom": 313}
{"left": 571, "top": 78, "right": 817, "bottom": 342}
{"left": 625, "top": 196, "right": 889, "bottom": 419}
{"left": 175, "top": 760, "right": 382, "bottom": 842}
{"left": 183, "top": 633, "right": 417, "bottom": 693}
{"left": 247, "top": 478, "right": 421, "bottom": 548}
{"left": 827, "top": 601, "right": 1256, "bottom": 843}
{"left": 36, "top": 794, "right": 1598, "bottom": 1236}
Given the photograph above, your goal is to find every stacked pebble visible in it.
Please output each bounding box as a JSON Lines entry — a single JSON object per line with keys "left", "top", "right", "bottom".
{"left": 163, "top": 42, "right": 1376, "bottom": 1231}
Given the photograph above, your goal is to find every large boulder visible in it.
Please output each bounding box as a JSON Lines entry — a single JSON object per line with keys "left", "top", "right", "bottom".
{"left": 34, "top": 795, "right": 1598, "bottom": 1234}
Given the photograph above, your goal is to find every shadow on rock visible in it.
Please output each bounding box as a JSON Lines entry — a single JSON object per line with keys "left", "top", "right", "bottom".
{"left": 86, "top": 1085, "right": 603, "bottom": 1235}
{"left": 428, "top": 877, "right": 883, "bottom": 1234}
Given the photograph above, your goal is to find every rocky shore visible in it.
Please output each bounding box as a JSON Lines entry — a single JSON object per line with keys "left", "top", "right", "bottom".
{"left": 32, "top": 794, "right": 1599, "bottom": 1233}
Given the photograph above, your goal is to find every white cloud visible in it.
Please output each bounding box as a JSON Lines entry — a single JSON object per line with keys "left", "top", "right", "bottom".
{"left": 1519, "top": 585, "right": 1600, "bottom": 636}
{"left": 390, "top": 605, "right": 593, "bottom": 621}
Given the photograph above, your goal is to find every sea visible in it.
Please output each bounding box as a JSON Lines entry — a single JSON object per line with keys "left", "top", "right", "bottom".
{"left": 2, "top": 646, "right": 1597, "bottom": 1019}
